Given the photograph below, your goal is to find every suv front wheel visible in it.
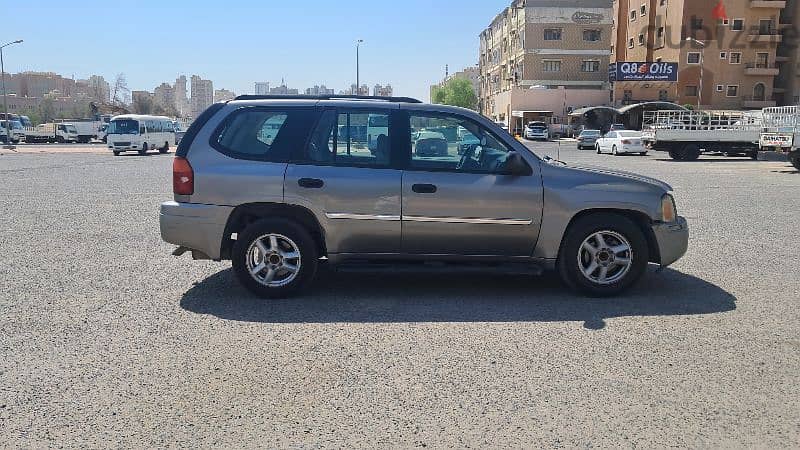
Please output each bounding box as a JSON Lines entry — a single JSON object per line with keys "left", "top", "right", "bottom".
{"left": 232, "top": 219, "right": 318, "bottom": 298}
{"left": 557, "top": 213, "right": 649, "bottom": 296}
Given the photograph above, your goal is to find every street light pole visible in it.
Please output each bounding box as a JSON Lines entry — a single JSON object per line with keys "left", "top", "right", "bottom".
{"left": 686, "top": 37, "right": 705, "bottom": 109}
{"left": 1, "top": 40, "right": 23, "bottom": 150}
{"left": 356, "top": 39, "right": 363, "bottom": 96}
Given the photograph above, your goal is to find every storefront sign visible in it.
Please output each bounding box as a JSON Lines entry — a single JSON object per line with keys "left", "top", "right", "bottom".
{"left": 609, "top": 62, "right": 679, "bottom": 82}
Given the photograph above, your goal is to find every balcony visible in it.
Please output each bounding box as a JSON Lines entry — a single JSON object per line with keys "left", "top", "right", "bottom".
{"left": 742, "top": 96, "right": 777, "bottom": 109}
{"left": 750, "top": 0, "right": 786, "bottom": 8}
{"left": 744, "top": 62, "right": 780, "bottom": 76}
{"left": 748, "top": 30, "right": 783, "bottom": 43}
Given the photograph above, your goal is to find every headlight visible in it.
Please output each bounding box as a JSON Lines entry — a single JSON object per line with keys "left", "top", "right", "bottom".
{"left": 661, "top": 194, "right": 677, "bottom": 222}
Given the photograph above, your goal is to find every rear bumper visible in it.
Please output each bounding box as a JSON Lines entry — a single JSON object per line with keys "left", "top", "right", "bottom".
{"left": 159, "top": 201, "right": 234, "bottom": 260}
{"left": 652, "top": 216, "right": 689, "bottom": 267}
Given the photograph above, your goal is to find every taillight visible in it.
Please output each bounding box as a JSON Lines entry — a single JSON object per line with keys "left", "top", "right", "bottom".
{"left": 173, "top": 157, "right": 194, "bottom": 195}
{"left": 621, "top": 139, "right": 632, "bottom": 145}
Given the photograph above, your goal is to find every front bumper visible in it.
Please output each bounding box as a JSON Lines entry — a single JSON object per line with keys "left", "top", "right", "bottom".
{"left": 160, "top": 201, "right": 234, "bottom": 261}
{"left": 652, "top": 216, "right": 689, "bottom": 267}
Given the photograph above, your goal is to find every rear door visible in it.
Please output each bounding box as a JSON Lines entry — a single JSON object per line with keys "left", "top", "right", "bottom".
{"left": 285, "top": 107, "right": 403, "bottom": 254}
{"left": 399, "top": 110, "right": 543, "bottom": 256}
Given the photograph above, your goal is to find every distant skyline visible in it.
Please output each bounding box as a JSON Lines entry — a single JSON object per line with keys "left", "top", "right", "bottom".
{"left": 2, "top": 1, "right": 508, "bottom": 102}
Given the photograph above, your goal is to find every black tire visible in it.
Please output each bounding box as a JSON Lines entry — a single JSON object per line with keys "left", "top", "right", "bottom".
{"left": 113, "top": 151, "right": 120, "bottom": 156}
{"left": 159, "top": 142, "right": 169, "bottom": 154}
{"left": 557, "top": 213, "right": 649, "bottom": 297}
{"left": 612, "top": 145, "right": 619, "bottom": 156}
{"left": 232, "top": 218, "right": 319, "bottom": 298}
{"left": 56, "top": 136, "right": 65, "bottom": 144}
{"left": 639, "top": 152, "right": 647, "bottom": 156}
{"left": 749, "top": 151, "right": 759, "bottom": 160}
{"left": 139, "top": 143, "right": 148, "bottom": 156}
{"left": 596, "top": 144, "right": 601, "bottom": 154}
{"left": 683, "top": 144, "right": 701, "bottom": 161}
{"left": 668, "top": 148, "right": 685, "bottom": 160}
{"left": 790, "top": 153, "right": 800, "bottom": 170}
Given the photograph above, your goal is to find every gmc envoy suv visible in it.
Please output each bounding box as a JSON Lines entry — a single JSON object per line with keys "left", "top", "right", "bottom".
{"left": 160, "top": 95, "right": 688, "bottom": 298}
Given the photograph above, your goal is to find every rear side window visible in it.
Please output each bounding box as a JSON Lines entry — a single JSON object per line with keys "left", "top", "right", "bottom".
{"left": 212, "top": 108, "right": 316, "bottom": 162}
{"left": 304, "top": 110, "right": 392, "bottom": 168}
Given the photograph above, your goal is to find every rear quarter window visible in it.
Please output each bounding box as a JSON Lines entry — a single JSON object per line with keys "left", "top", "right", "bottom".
{"left": 211, "top": 108, "right": 317, "bottom": 162}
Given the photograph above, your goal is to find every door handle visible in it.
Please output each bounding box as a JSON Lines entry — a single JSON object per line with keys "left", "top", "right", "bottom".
{"left": 412, "top": 183, "right": 437, "bottom": 194}
{"left": 298, "top": 178, "right": 324, "bottom": 189}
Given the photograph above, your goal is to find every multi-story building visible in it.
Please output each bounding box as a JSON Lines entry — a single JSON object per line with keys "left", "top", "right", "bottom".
{"left": 214, "top": 88, "right": 237, "bottom": 103}
{"left": 373, "top": 84, "right": 394, "bottom": 97}
{"left": 254, "top": 82, "right": 270, "bottom": 95}
{"left": 775, "top": 0, "right": 800, "bottom": 105}
{"left": 611, "top": 0, "right": 785, "bottom": 109}
{"left": 269, "top": 81, "right": 300, "bottom": 95}
{"left": 154, "top": 83, "right": 176, "bottom": 112}
{"left": 479, "top": 0, "right": 614, "bottom": 131}
{"left": 190, "top": 75, "right": 213, "bottom": 118}
{"left": 175, "top": 75, "right": 190, "bottom": 117}
{"left": 6, "top": 72, "right": 77, "bottom": 98}
{"left": 305, "top": 85, "right": 335, "bottom": 95}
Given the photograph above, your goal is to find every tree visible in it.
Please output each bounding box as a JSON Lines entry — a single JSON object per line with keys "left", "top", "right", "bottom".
{"left": 431, "top": 78, "right": 477, "bottom": 110}
{"left": 132, "top": 95, "right": 154, "bottom": 115}
{"left": 39, "top": 98, "right": 55, "bottom": 123}
{"left": 111, "top": 73, "right": 130, "bottom": 107}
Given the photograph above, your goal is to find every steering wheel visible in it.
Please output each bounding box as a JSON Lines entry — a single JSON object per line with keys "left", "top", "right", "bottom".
{"left": 457, "top": 144, "right": 480, "bottom": 171}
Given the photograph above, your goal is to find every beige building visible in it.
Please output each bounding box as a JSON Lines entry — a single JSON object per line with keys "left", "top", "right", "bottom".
{"left": 190, "top": 75, "right": 213, "bottom": 118}
{"left": 373, "top": 84, "right": 394, "bottom": 97}
{"left": 479, "top": 0, "right": 614, "bottom": 131}
{"left": 430, "top": 66, "right": 480, "bottom": 102}
{"left": 214, "top": 88, "right": 237, "bottom": 103}
{"left": 611, "top": 0, "right": 784, "bottom": 109}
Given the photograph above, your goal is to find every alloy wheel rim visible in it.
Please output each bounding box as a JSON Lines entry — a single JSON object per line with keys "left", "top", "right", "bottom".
{"left": 245, "top": 233, "right": 302, "bottom": 288}
{"left": 577, "top": 230, "right": 633, "bottom": 285}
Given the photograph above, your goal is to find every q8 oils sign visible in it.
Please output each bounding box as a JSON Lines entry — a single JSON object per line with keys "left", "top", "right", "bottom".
{"left": 609, "top": 62, "right": 679, "bottom": 82}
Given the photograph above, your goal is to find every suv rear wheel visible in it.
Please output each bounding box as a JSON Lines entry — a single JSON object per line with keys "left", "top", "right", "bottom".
{"left": 232, "top": 219, "right": 318, "bottom": 298}
{"left": 557, "top": 213, "right": 649, "bottom": 296}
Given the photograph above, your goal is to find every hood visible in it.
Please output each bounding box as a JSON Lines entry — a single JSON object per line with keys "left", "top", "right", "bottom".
{"left": 544, "top": 158, "right": 673, "bottom": 192}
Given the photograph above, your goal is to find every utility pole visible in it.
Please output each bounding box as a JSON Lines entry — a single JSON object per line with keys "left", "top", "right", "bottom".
{"left": 356, "top": 39, "right": 364, "bottom": 95}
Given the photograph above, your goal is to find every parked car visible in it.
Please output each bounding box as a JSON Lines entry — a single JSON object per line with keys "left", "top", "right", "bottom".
{"left": 160, "top": 96, "right": 688, "bottom": 298}
{"left": 413, "top": 131, "right": 449, "bottom": 157}
{"left": 577, "top": 129, "right": 601, "bottom": 150}
{"left": 596, "top": 130, "right": 648, "bottom": 156}
{"left": 525, "top": 121, "right": 549, "bottom": 141}
{"left": 610, "top": 123, "right": 627, "bottom": 131}
{"left": 0, "top": 120, "right": 25, "bottom": 143}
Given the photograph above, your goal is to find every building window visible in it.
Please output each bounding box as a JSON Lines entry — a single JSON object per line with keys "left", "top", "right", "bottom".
{"left": 641, "top": 5, "right": 647, "bottom": 16}
{"left": 542, "top": 60, "right": 562, "bottom": 72}
{"left": 731, "top": 19, "right": 744, "bottom": 31}
{"left": 687, "top": 52, "right": 701, "bottom": 64}
{"left": 628, "top": 38, "right": 635, "bottom": 48}
{"left": 726, "top": 85, "right": 739, "bottom": 97}
{"left": 611, "top": 45, "right": 615, "bottom": 54}
{"left": 544, "top": 28, "right": 562, "bottom": 41}
{"left": 660, "top": 0, "right": 667, "bottom": 6}
{"left": 583, "top": 29, "right": 602, "bottom": 42}
{"left": 720, "top": 52, "right": 727, "bottom": 59}
{"left": 729, "top": 52, "right": 742, "bottom": 64}
{"left": 630, "top": 10, "right": 637, "bottom": 21}
{"left": 685, "top": 86, "right": 698, "bottom": 97}
{"left": 581, "top": 60, "right": 600, "bottom": 72}
{"left": 638, "top": 34, "right": 645, "bottom": 46}
{"left": 716, "top": 85, "right": 724, "bottom": 92}
{"left": 691, "top": 17, "right": 704, "bottom": 30}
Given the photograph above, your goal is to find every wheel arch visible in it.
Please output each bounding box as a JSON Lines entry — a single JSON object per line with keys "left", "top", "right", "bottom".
{"left": 558, "top": 208, "right": 660, "bottom": 265}
{"left": 220, "top": 202, "right": 327, "bottom": 260}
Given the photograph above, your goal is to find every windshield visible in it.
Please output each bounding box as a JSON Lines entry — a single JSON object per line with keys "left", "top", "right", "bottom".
{"left": 108, "top": 119, "right": 139, "bottom": 135}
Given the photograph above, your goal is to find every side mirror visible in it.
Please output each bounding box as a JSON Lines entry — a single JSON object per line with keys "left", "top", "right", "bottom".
{"left": 480, "top": 135, "right": 489, "bottom": 146}
{"left": 504, "top": 152, "right": 532, "bottom": 176}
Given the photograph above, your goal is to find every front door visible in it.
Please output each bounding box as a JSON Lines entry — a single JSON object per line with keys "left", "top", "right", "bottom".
{"left": 400, "top": 110, "right": 543, "bottom": 256}
{"left": 284, "top": 108, "right": 402, "bottom": 255}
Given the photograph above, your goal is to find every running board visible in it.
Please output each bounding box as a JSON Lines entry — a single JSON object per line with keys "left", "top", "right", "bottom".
{"left": 333, "top": 261, "right": 544, "bottom": 277}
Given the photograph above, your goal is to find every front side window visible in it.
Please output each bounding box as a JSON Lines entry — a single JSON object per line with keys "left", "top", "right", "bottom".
{"left": 213, "top": 108, "right": 314, "bottom": 162}
{"left": 408, "top": 113, "right": 522, "bottom": 175}
{"left": 305, "top": 110, "right": 391, "bottom": 168}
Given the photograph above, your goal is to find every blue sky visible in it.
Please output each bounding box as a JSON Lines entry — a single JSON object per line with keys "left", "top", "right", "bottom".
{"left": 3, "top": 1, "right": 510, "bottom": 102}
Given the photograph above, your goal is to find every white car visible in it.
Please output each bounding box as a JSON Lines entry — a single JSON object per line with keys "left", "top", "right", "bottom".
{"left": 525, "top": 122, "right": 550, "bottom": 141}
{"left": 595, "top": 130, "right": 648, "bottom": 156}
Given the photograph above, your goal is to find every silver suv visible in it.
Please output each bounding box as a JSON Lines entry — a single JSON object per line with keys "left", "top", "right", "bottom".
{"left": 160, "top": 95, "right": 688, "bottom": 298}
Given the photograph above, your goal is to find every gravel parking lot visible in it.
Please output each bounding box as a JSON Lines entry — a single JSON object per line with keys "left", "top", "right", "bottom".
{"left": 1, "top": 142, "right": 798, "bottom": 447}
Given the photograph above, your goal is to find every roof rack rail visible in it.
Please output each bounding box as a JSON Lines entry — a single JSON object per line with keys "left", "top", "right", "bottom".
{"left": 232, "top": 94, "right": 423, "bottom": 104}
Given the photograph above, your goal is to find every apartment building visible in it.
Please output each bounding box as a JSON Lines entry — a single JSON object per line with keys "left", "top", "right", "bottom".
{"left": 175, "top": 76, "right": 190, "bottom": 117}
{"left": 254, "top": 82, "right": 270, "bottom": 95}
{"left": 611, "top": 0, "right": 785, "bottom": 109}
{"left": 478, "top": 0, "right": 614, "bottom": 130}
{"left": 190, "top": 75, "right": 213, "bottom": 118}
{"left": 373, "top": 84, "right": 394, "bottom": 97}
{"left": 306, "top": 85, "right": 335, "bottom": 95}
{"left": 430, "top": 66, "right": 480, "bottom": 102}
{"left": 214, "top": 88, "right": 237, "bottom": 103}
{"left": 153, "top": 83, "right": 175, "bottom": 112}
